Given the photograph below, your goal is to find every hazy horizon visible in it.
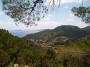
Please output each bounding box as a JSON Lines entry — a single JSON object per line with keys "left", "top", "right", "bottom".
{"left": 0, "top": 0, "right": 90, "bottom": 30}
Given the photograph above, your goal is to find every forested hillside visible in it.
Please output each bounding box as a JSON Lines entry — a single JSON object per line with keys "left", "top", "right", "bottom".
{"left": 24, "top": 25, "right": 90, "bottom": 45}
{"left": 82, "top": 26, "right": 90, "bottom": 34}
{"left": 0, "top": 29, "right": 58, "bottom": 67}
{"left": 0, "top": 29, "right": 90, "bottom": 67}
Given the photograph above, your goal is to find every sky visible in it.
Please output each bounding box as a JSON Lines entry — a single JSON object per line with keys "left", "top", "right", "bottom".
{"left": 0, "top": 0, "right": 90, "bottom": 30}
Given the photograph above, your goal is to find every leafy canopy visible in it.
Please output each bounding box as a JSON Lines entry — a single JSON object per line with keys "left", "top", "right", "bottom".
{"left": 1, "top": 0, "right": 90, "bottom": 26}
{"left": 72, "top": 6, "right": 90, "bottom": 24}
{"left": 1, "top": 0, "right": 48, "bottom": 26}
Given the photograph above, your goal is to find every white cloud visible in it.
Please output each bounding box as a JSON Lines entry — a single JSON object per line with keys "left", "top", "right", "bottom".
{"left": 36, "top": 14, "right": 63, "bottom": 29}
{"left": 0, "top": 21, "right": 30, "bottom": 30}
{"left": 0, "top": 14, "right": 63, "bottom": 30}
{"left": 47, "top": 14, "right": 52, "bottom": 17}
{"left": 0, "top": 17, "right": 88, "bottom": 30}
{"left": 69, "top": 13, "right": 74, "bottom": 17}
{"left": 0, "top": 12, "right": 3, "bottom": 15}
{"left": 66, "top": 12, "right": 75, "bottom": 22}
{"left": 67, "top": 18, "right": 75, "bottom": 22}
{"left": 37, "top": 20, "right": 63, "bottom": 29}
{"left": 0, "top": 0, "right": 88, "bottom": 30}
{"left": 67, "top": 12, "right": 74, "bottom": 21}
{"left": 0, "top": 10, "right": 88, "bottom": 30}
{"left": 61, "top": 0, "right": 83, "bottom": 4}
{"left": 46, "top": 0, "right": 84, "bottom": 5}
{"left": 66, "top": 12, "right": 88, "bottom": 28}
{"left": 0, "top": 21, "right": 19, "bottom": 30}
{"left": 64, "top": 6, "right": 69, "bottom": 8}
{"left": 64, "top": 21, "right": 88, "bottom": 28}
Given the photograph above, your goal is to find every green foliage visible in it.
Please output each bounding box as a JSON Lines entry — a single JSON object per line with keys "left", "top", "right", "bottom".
{"left": 0, "top": 29, "right": 58, "bottom": 66}
{"left": 0, "top": 29, "right": 90, "bottom": 67}
{"left": 61, "top": 51, "right": 90, "bottom": 67}
{"left": 1, "top": 0, "right": 48, "bottom": 26}
{"left": 57, "top": 36, "right": 90, "bottom": 67}
{"left": 0, "top": 49, "right": 10, "bottom": 66}
{"left": 82, "top": 26, "right": 90, "bottom": 34}
{"left": 72, "top": 6, "right": 90, "bottom": 24}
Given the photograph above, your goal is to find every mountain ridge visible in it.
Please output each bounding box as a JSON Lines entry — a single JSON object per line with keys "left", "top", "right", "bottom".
{"left": 24, "top": 25, "right": 90, "bottom": 45}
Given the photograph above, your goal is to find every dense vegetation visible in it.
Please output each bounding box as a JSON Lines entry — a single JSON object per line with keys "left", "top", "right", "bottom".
{"left": 0, "top": 28, "right": 90, "bottom": 67}
{"left": 0, "top": 0, "right": 90, "bottom": 67}
{"left": 56, "top": 36, "right": 90, "bottom": 67}
{"left": 72, "top": 6, "right": 90, "bottom": 24}
{"left": 24, "top": 25, "right": 90, "bottom": 45}
{"left": 0, "top": 29, "right": 58, "bottom": 67}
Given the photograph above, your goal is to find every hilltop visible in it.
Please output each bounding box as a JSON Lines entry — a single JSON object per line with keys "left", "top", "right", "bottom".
{"left": 24, "top": 25, "right": 90, "bottom": 45}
